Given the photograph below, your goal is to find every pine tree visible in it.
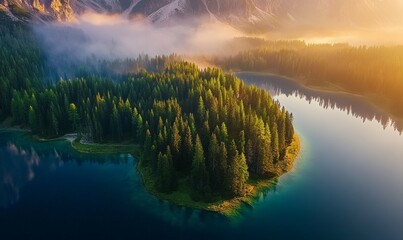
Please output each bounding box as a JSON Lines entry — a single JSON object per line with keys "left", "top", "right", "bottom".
{"left": 171, "top": 121, "right": 181, "bottom": 167}
{"left": 271, "top": 122, "right": 280, "bottom": 163}
{"left": 220, "top": 122, "right": 229, "bottom": 144}
{"left": 191, "top": 135, "right": 209, "bottom": 196}
{"left": 238, "top": 130, "right": 245, "bottom": 154}
{"left": 228, "top": 139, "right": 238, "bottom": 166}
{"left": 68, "top": 103, "right": 80, "bottom": 131}
{"left": 143, "top": 129, "right": 152, "bottom": 165}
{"left": 256, "top": 120, "right": 272, "bottom": 176}
{"left": 197, "top": 96, "right": 206, "bottom": 123}
{"left": 50, "top": 111, "right": 59, "bottom": 137}
{"left": 208, "top": 133, "right": 220, "bottom": 191}
{"left": 285, "top": 112, "right": 294, "bottom": 145}
{"left": 110, "top": 105, "right": 118, "bottom": 140}
{"left": 136, "top": 114, "right": 144, "bottom": 142}
{"left": 150, "top": 144, "right": 157, "bottom": 171}
{"left": 165, "top": 146, "right": 176, "bottom": 190}
{"left": 228, "top": 152, "right": 249, "bottom": 196}
{"left": 245, "top": 139, "right": 254, "bottom": 167}
{"left": 217, "top": 141, "right": 228, "bottom": 190}
{"left": 201, "top": 120, "right": 210, "bottom": 148}
{"left": 156, "top": 151, "right": 174, "bottom": 193}
{"left": 28, "top": 106, "right": 37, "bottom": 132}
{"left": 182, "top": 125, "right": 193, "bottom": 171}
{"left": 278, "top": 114, "right": 286, "bottom": 156}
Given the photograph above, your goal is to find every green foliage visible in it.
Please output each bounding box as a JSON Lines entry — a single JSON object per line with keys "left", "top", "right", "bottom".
{"left": 191, "top": 135, "right": 210, "bottom": 197}
{"left": 271, "top": 122, "right": 280, "bottom": 162}
{"left": 156, "top": 147, "right": 176, "bottom": 193}
{"left": 217, "top": 41, "right": 403, "bottom": 117}
{"left": 68, "top": 103, "right": 80, "bottom": 131}
{"left": 5, "top": 60, "right": 295, "bottom": 199}
{"left": 0, "top": 19, "right": 51, "bottom": 120}
{"left": 1, "top": 24, "right": 295, "bottom": 200}
{"left": 227, "top": 152, "right": 249, "bottom": 196}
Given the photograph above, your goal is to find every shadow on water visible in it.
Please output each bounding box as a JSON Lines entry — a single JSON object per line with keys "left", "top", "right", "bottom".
{"left": 0, "top": 130, "right": 131, "bottom": 208}
{"left": 0, "top": 130, "right": 232, "bottom": 228}
{"left": 237, "top": 73, "right": 403, "bottom": 133}
{"left": 0, "top": 128, "right": 287, "bottom": 230}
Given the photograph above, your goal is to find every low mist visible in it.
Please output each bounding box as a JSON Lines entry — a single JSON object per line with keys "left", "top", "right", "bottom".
{"left": 32, "top": 10, "right": 403, "bottom": 77}
{"left": 33, "top": 12, "right": 243, "bottom": 63}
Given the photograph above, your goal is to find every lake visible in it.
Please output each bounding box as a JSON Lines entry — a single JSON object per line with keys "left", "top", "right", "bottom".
{"left": 1, "top": 73, "right": 403, "bottom": 240}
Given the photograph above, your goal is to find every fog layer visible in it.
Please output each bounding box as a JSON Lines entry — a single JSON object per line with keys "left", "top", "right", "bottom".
{"left": 33, "top": 12, "right": 243, "bottom": 62}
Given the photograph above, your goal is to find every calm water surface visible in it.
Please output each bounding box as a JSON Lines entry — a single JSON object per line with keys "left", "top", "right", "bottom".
{"left": 1, "top": 73, "right": 402, "bottom": 240}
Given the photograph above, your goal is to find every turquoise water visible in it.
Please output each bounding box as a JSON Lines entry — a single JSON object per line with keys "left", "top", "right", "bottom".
{"left": 1, "top": 73, "right": 403, "bottom": 240}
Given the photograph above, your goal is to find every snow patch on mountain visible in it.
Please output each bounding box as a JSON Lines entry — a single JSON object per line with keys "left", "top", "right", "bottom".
{"left": 201, "top": 0, "right": 218, "bottom": 21}
{"left": 122, "top": 0, "right": 140, "bottom": 18}
{"left": 147, "top": 0, "right": 186, "bottom": 23}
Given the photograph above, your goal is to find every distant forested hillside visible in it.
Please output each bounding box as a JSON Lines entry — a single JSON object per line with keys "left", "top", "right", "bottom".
{"left": 0, "top": 12, "right": 53, "bottom": 119}
{"left": 215, "top": 41, "right": 403, "bottom": 117}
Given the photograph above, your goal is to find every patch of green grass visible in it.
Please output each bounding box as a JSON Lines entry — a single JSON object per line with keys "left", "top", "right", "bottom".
{"left": 71, "top": 138, "right": 142, "bottom": 156}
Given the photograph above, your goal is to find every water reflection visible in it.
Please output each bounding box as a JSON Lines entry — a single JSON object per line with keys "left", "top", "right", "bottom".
{"left": 0, "top": 131, "right": 130, "bottom": 208}
{"left": 237, "top": 73, "right": 403, "bottom": 133}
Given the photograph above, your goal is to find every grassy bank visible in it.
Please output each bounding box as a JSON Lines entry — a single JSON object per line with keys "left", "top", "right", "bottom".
{"left": 138, "top": 134, "right": 301, "bottom": 217}
{"left": 71, "top": 138, "right": 142, "bottom": 156}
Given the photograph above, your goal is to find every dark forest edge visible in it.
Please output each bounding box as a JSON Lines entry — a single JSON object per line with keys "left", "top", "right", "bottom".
{"left": 0, "top": 18, "right": 299, "bottom": 216}
{"left": 62, "top": 133, "right": 299, "bottom": 217}
{"left": 138, "top": 133, "right": 300, "bottom": 217}
{"left": 212, "top": 39, "right": 403, "bottom": 121}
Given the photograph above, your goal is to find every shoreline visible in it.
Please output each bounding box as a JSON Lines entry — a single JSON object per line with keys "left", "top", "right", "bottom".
{"left": 235, "top": 71, "right": 403, "bottom": 125}
{"left": 0, "top": 128, "right": 301, "bottom": 217}
{"left": 136, "top": 134, "right": 301, "bottom": 217}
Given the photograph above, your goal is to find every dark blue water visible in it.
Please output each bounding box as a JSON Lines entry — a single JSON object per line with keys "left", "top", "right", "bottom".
{"left": 1, "top": 73, "right": 403, "bottom": 240}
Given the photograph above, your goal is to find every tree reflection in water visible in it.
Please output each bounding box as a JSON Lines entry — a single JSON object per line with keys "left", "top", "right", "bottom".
{"left": 238, "top": 73, "right": 403, "bottom": 134}
{"left": 0, "top": 131, "right": 130, "bottom": 208}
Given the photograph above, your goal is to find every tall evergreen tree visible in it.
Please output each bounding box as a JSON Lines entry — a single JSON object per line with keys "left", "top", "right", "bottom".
{"left": 156, "top": 152, "right": 174, "bottom": 193}
{"left": 208, "top": 133, "right": 220, "bottom": 191}
{"left": 182, "top": 125, "right": 193, "bottom": 171}
{"left": 68, "top": 103, "right": 80, "bottom": 131}
{"left": 271, "top": 122, "right": 280, "bottom": 163}
{"left": 191, "top": 135, "right": 209, "bottom": 196}
{"left": 228, "top": 152, "right": 249, "bottom": 196}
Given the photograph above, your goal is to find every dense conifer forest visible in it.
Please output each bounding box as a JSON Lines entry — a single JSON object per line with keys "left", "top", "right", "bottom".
{"left": 0, "top": 17, "right": 295, "bottom": 200}
{"left": 215, "top": 41, "right": 403, "bottom": 117}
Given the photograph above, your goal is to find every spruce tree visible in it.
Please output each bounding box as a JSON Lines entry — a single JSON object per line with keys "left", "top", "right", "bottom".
{"left": 208, "top": 133, "right": 220, "bottom": 191}
{"left": 157, "top": 152, "right": 173, "bottom": 193}
{"left": 171, "top": 121, "right": 181, "bottom": 167}
{"left": 271, "top": 122, "right": 280, "bottom": 163}
{"left": 217, "top": 142, "right": 228, "bottom": 190}
{"left": 228, "top": 152, "right": 249, "bottom": 196}
{"left": 183, "top": 125, "right": 193, "bottom": 171}
{"left": 191, "top": 135, "right": 209, "bottom": 196}
{"left": 68, "top": 103, "right": 79, "bottom": 131}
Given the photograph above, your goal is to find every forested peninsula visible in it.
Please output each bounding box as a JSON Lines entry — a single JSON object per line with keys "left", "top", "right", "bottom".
{"left": 0, "top": 14, "right": 299, "bottom": 216}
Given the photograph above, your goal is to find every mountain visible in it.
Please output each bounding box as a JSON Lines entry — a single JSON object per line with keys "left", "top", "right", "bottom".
{"left": 1, "top": 0, "right": 402, "bottom": 31}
